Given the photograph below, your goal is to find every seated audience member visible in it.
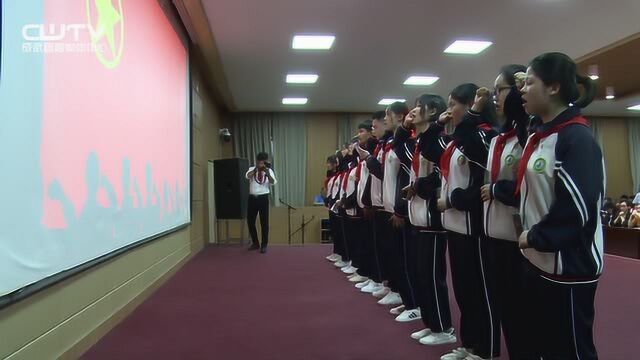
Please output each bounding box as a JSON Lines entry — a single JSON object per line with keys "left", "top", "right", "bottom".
{"left": 630, "top": 205, "right": 640, "bottom": 229}
{"left": 601, "top": 199, "right": 616, "bottom": 226}
{"left": 612, "top": 201, "right": 632, "bottom": 227}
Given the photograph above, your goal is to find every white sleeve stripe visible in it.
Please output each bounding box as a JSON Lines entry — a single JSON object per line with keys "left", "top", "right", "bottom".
{"left": 557, "top": 170, "right": 587, "bottom": 226}
{"left": 559, "top": 167, "right": 589, "bottom": 223}
{"left": 404, "top": 144, "right": 413, "bottom": 161}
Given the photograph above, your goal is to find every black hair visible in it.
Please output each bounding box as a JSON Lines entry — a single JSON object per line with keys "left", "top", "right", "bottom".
{"left": 387, "top": 101, "right": 409, "bottom": 117}
{"left": 358, "top": 121, "right": 372, "bottom": 131}
{"left": 371, "top": 111, "right": 385, "bottom": 121}
{"left": 529, "top": 52, "right": 597, "bottom": 108}
{"left": 499, "top": 64, "right": 527, "bottom": 86}
{"left": 416, "top": 94, "right": 447, "bottom": 122}
{"left": 326, "top": 155, "right": 337, "bottom": 164}
{"left": 256, "top": 152, "right": 268, "bottom": 161}
{"left": 450, "top": 83, "right": 497, "bottom": 125}
{"left": 450, "top": 83, "right": 478, "bottom": 106}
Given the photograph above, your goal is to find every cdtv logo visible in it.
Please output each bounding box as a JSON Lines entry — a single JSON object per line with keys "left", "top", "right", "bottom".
{"left": 20, "top": 0, "right": 124, "bottom": 69}
{"left": 22, "top": 23, "right": 102, "bottom": 42}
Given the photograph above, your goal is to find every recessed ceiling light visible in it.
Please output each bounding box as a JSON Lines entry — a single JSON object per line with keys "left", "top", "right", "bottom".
{"left": 444, "top": 40, "right": 492, "bottom": 54}
{"left": 627, "top": 104, "right": 640, "bottom": 111}
{"left": 292, "top": 35, "right": 335, "bottom": 50}
{"left": 378, "top": 98, "right": 406, "bottom": 106}
{"left": 404, "top": 76, "right": 439, "bottom": 86}
{"left": 286, "top": 74, "right": 319, "bottom": 84}
{"left": 588, "top": 65, "right": 599, "bottom": 81}
{"left": 282, "top": 97, "right": 308, "bottom": 105}
{"left": 605, "top": 86, "right": 615, "bottom": 100}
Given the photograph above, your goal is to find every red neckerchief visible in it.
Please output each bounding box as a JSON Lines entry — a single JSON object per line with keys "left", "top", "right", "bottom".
{"left": 355, "top": 161, "right": 363, "bottom": 181}
{"left": 490, "top": 128, "right": 517, "bottom": 183}
{"left": 373, "top": 143, "right": 383, "bottom": 157}
{"left": 411, "top": 138, "right": 421, "bottom": 176}
{"left": 342, "top": 164, "right": 354, "bottom": 192}
{"left": 380, "top": 141, "right": 393, "bottom": 172}
{"left": 514, "top": 116, "right": 589, "bottom": 195}
{"left": 439, "top": 141, "right": 456, "bottom": 181}
{"left": 477, "top": 122, "right": 493, "bottom": 132}
{"left": 256, "top": 169, "right": 265, "bottom": 184}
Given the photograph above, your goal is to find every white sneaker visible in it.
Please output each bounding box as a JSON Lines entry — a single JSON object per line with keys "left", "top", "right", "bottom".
{"left": 326, "top": 253, "right": 340, "bottom": 262}
{"left": 341, "top": 265, "right": 357, "bottom": 274}
{"left": 355, "top": 279, "right": 372, "bottom": 289}
{"left": 334, "top": 260, "right": 348, "bottom": 268}
{"left": 349, "top": 274, "right": 368, "bottom": 283}
{"left": 420, "top": 329, "right": 457, "bottom": 345}
{"left": 377, "top": 292, "right": 402, "bottom": 306}
{"left": 390, "top": 305, "right": 405, "bottom": 315}
{"left": 464, "top": 355, "right": 489, "bottom": 360}
{"left": 372, "top": 286, "right": 390, "bottom": 298}
{"left": 395, "top": 309, "right": 421, "bottom": 322}
{"left": 361, "top": 282, "right": 382, "bottom": 293}
{"left": 440, "top": 348, "right": 470, "bottom": 360}
{"left": 411, "top": 328, "right": 432, "bottom": 340}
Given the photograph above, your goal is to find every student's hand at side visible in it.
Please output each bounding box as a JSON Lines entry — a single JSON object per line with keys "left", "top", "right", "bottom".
{"left": 437, "top": 198, "right": 448, "bottom": 211}
{"left": 518, "top": 230, "right": 530, "bottom": 249}
{"left": 481, "top": 184, "right": 492, "bottom": 202}
{"left": 402, "top": 184, "right": 416, "bottom": 200}
{"left": 390, "top": 214, "right": 405, "bottom": 228}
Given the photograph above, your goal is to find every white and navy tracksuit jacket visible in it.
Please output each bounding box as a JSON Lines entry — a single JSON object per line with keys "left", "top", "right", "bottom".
{"left": 484, "top": 129, "right": 523, "bottom": 241}
{"left": 330, "top": 169, "right": 344, "bottom": 214}
{"left": 439, "top": 111, "right": 497, "bottom": 235}
{"left": 395, "top": 125, "right": 442, "bottom": 229}
{"left": 341, "top": 155, "right": 366, "bottom": 218}
{"left": 366, "top": 132, "right": 393, "bottom": 209}
{"left": 518, "top": 107, "right": 605, "bottom": 280}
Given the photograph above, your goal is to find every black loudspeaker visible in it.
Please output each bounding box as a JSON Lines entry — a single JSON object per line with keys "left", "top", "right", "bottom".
{"left": 213, "top": 158, "right": 249, "bottom": 219}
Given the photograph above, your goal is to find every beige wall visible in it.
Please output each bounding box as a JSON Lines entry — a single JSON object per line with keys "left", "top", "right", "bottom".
{"left": 594, "top": 117, "right": 635, "bottom": 198}
{"left": 0, "top": 53, "right": 231, "bottom": 359}
{"left": 305, "top": 114, "right": 339, "bottom": 206}
{"left": 304, "top": 112, "right": 370, "bottom": 206}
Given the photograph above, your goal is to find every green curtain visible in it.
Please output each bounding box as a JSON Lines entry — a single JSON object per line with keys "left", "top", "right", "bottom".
{"left": 272, "top": 113, "right": 307, "bottom": 207}
{"left": 337, "top": 113, "right": 353, "bottom": 149}
{"left": 233, "top": 113, "right": 307, "bottom": 207}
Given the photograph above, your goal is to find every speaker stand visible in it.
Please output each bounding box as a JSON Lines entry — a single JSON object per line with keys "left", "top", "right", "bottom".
{"left": 216, "top": 218, "right": 246, "bottom": 246}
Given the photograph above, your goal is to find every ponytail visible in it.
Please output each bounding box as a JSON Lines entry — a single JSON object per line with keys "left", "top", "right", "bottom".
{"left": 530, "top": 52, "right": 598, "bottom": 109}
{"left": 574, "top": 74, "right": 596, "bottom": 108}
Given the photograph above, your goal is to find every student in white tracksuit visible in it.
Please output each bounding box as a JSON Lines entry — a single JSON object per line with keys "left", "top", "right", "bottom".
{"left": 516, "top": 52, "right": 602, "bottom": 360}
{"left": 479, "top": 64, "right": 530, "bottom": 358}
{"left": 399, "top": 94, "right": 457, "bottom": 345}
{"left": 435, "top": 84, "right": 499, "bottom": 360}
{"left": 357, "top": 103, "right": 411, "bottom": 309}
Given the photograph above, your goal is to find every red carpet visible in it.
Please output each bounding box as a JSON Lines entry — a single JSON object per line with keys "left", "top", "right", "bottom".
{"left": 83, "top": 245, "right": 637, "bottom": 359}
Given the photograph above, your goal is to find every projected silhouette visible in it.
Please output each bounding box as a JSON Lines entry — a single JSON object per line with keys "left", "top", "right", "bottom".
{"left": 45, "top": 152, "right": 187, "bottom": 250}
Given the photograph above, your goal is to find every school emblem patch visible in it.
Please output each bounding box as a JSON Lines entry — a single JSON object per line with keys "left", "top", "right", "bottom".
{"left": 505, "top": 155, "right": 515, "bottom": 166}
{"left": 533, "top": 158, "right": 547, "bottom": 173}
{"left": 457, "top": 155, "right": 466, "bottom": 166}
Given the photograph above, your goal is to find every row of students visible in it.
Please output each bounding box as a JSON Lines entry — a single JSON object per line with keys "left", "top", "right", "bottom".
{"left": 324, "top": 51, "right": 603, "bottom": 360}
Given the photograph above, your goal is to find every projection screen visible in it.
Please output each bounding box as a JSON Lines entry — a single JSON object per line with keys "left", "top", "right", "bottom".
{"left": 0, "top": 0, "right": 191, "bottom": 298}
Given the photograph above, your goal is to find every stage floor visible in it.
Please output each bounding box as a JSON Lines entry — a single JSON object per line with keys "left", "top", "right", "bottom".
{"left": 83, "top": 245, "right": 638, "bottom": 359}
